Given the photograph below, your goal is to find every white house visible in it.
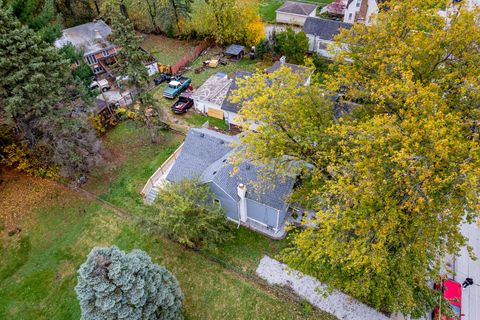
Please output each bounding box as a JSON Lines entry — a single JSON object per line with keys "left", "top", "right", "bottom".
{"left": 191, "top": 72, "right": 232, "bottom": 119}
{"left": 343, "top": 0, "right": 381, "bottom": 25}
{"left": 303, "top": 17, "right": 352, "bottom": 58}
{"left": 276, "top": 1, "right": 318, "bottom": 26}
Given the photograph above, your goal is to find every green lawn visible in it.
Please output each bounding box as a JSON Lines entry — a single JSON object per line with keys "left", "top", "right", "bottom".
{"left": 259, "top": 0, "right": 333, "bottom": 23}
{"left": 184, "top": 114, "right": 229, "bottom": 131}
{"left": 0, "top": 122, "right": 336, "bottom": 319}
{"left": 0, "top": 185, "right": 332, "bottom": 319}
{"left": 141, "top": 34, "right": 199, "bottom": 66}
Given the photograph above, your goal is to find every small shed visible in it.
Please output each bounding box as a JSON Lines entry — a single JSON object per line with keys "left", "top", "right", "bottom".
{"left": 225, "top": 45, "right": 245, "bottom": 60}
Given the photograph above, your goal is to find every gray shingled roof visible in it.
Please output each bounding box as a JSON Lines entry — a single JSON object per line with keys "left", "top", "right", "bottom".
{"left": 221, "top": 71, "right": 253, "bottom": 113}
{"left": 167, "top": 128, "right": 295, "bottom": 210}
{"left": 276, "top": 1, "right": 318, "bottom": 15}
{"left": 225, "top": 44, "right": 245, "bottom": 56}
{"left": 303, "top": 17, "right": 352, "bottom": 40}
{"left": 166, "top": 128, "right": 236, "bottom": 182}
{"left": 54, "top": 20, "right": 114, "bottom": 56}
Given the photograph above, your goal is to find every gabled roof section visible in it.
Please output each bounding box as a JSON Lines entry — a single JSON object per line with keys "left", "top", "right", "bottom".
{"left": 167, "top": 128, "right": 296, "bottom": 210}
{"left": 221, "top": 71, "right": 253, "bottom": 113}
{"left": 191, "top": 73, "right": 232, "bottom": 106}
{"left": 303, "top": 17, "right": 352, "bottom": 40}
{"left": 276, "top": 1, "right": 318, "bottom": 16}
{"left": 166, "top": 128, "right": 236, "bottom": 182}
{"left": 54, "top": 20, "right": 114, "bottom": 56}
{"left": 225, "top": 44, "right": 245, "bottom": 56}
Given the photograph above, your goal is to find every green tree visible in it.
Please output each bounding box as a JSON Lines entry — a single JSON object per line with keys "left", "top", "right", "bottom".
{"left": 188, "top": 0, "right": 264, "bottom": 46}
{"left": 152, "top": 178, "right": 234, "bottom": 248}
{"left": 104, "top": 0, "right": 166, "bottom": 143}
{"left": 6, "top": 0, "right": 62, "bottom": 42}
{"left": 273, "top": 27, "right": 309, "bottom": 64}
{"left": 75, "top": 246, "right": 183, "bottom": 320}
{"left": 0, "top": 6, "right": 101, "bottom": 177}
{"left": 59, "top": 43, "right": 94, "bottom": 88}
{"left": 230, "top": 1, "right": 480, "bottom": 316}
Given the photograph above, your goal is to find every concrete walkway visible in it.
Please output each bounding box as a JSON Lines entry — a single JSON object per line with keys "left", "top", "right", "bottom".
{"left": 256, "top": 256, "right": 389, "bottom": 320}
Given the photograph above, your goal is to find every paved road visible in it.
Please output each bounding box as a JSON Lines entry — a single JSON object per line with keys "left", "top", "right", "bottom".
{"left": 455, "top": 222, "right": 480, "bottom": 320}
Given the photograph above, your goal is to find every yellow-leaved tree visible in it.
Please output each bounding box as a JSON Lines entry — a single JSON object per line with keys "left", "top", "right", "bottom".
{"left": 230, "top": 0, "right": 480, "bottom": 316}
{"left": 188, "top": 0, "right": 265, "bottom": 46}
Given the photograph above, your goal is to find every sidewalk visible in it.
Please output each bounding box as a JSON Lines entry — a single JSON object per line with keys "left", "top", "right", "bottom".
{"left": 256, "top": 255, "right": 389, "bottom": 320}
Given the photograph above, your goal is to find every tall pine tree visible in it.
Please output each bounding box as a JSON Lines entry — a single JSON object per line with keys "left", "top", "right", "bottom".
{"left": 0, "top": 6, "right": 101, "bottom": 177}
{"left": 104, "top": 0, "right": 166, "bottom": 143}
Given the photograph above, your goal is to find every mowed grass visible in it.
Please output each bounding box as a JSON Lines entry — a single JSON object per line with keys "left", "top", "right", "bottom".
{"left": 0, "top": 181, "right": 334, "bottom": 319}
{"left": 259, "top": 0, "right": 333, "bottom": 22}
{"left": 184, "top": 114, "right": 229, "bottom": 131}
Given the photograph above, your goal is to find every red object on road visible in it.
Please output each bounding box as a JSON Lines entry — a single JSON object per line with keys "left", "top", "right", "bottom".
{"left": 433, "top": 279, "right": 462, "bottom": 320}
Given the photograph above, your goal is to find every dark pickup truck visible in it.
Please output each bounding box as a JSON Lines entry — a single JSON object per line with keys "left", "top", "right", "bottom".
{"left": 171, "top": 93, "right": 193, "bottom": 114}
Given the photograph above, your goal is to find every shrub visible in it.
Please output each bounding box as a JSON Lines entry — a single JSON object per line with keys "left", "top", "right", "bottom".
{"left": 153, "top": 178, "right": 234, "bottom": 248}
{"left": 75, "top": 246, "right": 183, "bottom": 320}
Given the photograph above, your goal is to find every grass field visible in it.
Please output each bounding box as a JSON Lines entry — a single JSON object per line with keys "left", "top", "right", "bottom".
{"left": 0, "top": 121, "right": 336, "bottom": 319}
{"left": 259, "top": 0, "right": 333, "bottom": 22}
{"left": 141, "top": 34, "right": 199, "bottom": 66}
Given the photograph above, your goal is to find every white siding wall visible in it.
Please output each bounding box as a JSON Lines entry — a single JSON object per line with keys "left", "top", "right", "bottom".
{"left": 276, "top": 12, "right": 309, "bottom": 26}
{"left": 193, "top": 100, "right": 221, "bottom": 114}
{"left": 343, "top": 0, "right": 378, "bottom": 25}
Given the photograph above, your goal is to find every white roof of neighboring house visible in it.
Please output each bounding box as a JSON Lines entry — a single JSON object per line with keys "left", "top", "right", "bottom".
{"left": 276, "top": 1, "right": 318, "bottom": 16}
{"left": 54, "top": 20, "right": 115, "bottom": 56}
{"left": 191, "top": 73, "right": 232, "bottom": 106}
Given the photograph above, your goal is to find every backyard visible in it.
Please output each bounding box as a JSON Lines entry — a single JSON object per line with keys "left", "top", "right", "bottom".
{"left": 0, "top": 121, "right": 335, "bottom": 319}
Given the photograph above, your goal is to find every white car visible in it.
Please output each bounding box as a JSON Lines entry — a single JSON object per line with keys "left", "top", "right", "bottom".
{"left": 90, "top": 79, "right": 111, "bottom": 92}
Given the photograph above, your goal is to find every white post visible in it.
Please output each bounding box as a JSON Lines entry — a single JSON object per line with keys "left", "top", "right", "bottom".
{"left": 237, "top": 184, "right": 247, "bottom": 223}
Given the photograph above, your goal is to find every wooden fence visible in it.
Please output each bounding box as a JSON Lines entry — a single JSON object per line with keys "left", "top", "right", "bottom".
{"left": 170, "top": 41, "right": 211, "bottom": 75}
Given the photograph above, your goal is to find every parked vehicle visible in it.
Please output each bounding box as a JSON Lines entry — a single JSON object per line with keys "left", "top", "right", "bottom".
{"left": 154, "top": 73, "right": 172, "bottom": 85}
{"left": 433, "top": 279, "right": 463, "bottom": 320}
{"left": 90, "top": 79, "right": 111, "bottom": 92}
{"left": 163, "top": 77, "right": 192, "bottom": 99}
{"left": 171, "top": 93, "right": 193, "bottom": 114}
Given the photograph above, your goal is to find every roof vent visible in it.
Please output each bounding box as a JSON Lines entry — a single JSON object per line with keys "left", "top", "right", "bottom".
{"left": 222, "top": 159, "right": 227, "bottom": 163}
{"left": 94, "top": 29, "right": 102, "bottom": 42}
{"left": 245, "top": 164, "right": 251, "bottom": 170}
{"left": 213, "top": 171, "right": 217, "bottom": 175}
{"left": 220, "top": 140, "right": 224, "bottom": 144}
{"left": 200, "top": 133, "right": 205, "bottom": 137}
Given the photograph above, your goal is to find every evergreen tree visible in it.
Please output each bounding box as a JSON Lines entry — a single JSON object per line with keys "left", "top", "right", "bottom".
{"left": 76, "top": 246, "right": 183, "bottom": 320}
{"left": 105, "top": 0, "right": 166, "bottom": 143}
{"left": 0, "top": 6, "right": 101, "bottom": 177}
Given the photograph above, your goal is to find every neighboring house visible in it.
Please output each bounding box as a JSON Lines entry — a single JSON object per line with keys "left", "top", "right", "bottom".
{"left": 55, "top": 20, "right": 117, "bottom": 75}
{"left": 221, "top": 71, "right": 253, "bottom": 126}
{"left": 55, "top": 20, "right": 158, "bottom": 77}
{"left": 191, "top": 72, "right": 232, "bottom": 119}
{"left": 276, "top": 1, "right": 318, "bottom": 26}
{"left": 320, "top": 0, "right": 348, "bottom": 17}
{"left": 266, "top": 59, "right": 313, "bottom": 85}
{"left": 303, "top": 17, "right": 352, "bottom": 58}
{"left": 144, "top": 128, "right": 296, "bottom": 237}
{"left": 343, "top": 0, "right": 382, "bottom": 25}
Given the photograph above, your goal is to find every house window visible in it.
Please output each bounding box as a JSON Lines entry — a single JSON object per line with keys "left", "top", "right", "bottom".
{"left": 86, "top": 54, "right": 97, "bottom": 65}
{"left": 102, "top": 50, "right": 109, "bottom": 57}
{"left": 356, "top": 0, "right": 360, "bottom": 7}
{"left": 93, "top": 66, "right": 103, "bottom": 74}
{"left": 349, "top": 13, "right": 353, "bottom": 20}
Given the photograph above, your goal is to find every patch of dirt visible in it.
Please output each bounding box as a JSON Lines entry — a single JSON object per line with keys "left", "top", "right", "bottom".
{"left": 0, "top": 170, "right": 70, "bottom": 238}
